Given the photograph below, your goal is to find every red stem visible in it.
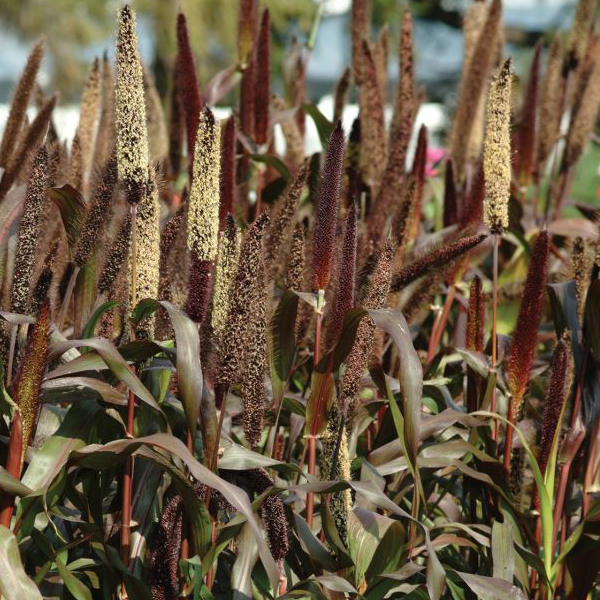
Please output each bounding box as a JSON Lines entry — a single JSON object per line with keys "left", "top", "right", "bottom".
{"left": 426, "top": 286, "right": 456, "bottom": 364}
{"left": 0, "top": 412, "right": 23, "bottom": 528}
{"left": 121, "top": 386, "right": 135, "bottom": 566}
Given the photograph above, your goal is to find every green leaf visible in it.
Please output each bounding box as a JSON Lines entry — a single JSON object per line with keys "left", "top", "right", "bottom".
{"left": 0, "top": 467, "right": 33, "bottom": 497}
{"left": 71, "top": 433, "right": 279, "bottom": 590}
{"left": 0, "top": 525, "right": 43, "bottom": 600}
{"left": 268, "top": 290, "right": 299, "bottom": 408}
{"left": 48, "top": 185, "right": 86, "bottom": 249}
{"left": 231, "top": 522, "right": 259, "bottom": 600}
{"left": 47, "top": 337, "right": 162, "bottom": 414}
{"left": 492, "top": 521, "right": 514, "bottom": 582}
{"left": 56, "top": 557, "right": 93, "bottom": 600}
{"left": 292, "top": 512, "right": 338, "bottom": 572}
{"left": 303, "top": 103, "right": 334, "bottom": 148}
{"left": 250, "top": 154, "right": 291, "bottom": 181}
{"left": 456, "top": 572, "right": 526, "bottom": 600}
{"left": 82, "top": 301, "right": 120, "bottom": 339}
{"left": 41, "top": 376, "right": 127, "bottom": 406}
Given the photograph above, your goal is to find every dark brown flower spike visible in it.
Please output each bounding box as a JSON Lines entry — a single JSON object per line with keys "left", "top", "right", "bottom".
{"left": 390, "top": 233, "right": 487, "bottom": 293}
{"left": 176, "top": 11, "right": 203, "bottom": 167}
{"left": 466, "top": 276, "right": 485, "bottom": 353}
{"left": 93, "top": 53, "right": 115, "bottom": 169}
{"left": 327, "top": 201, "right": 357, "bottom": 349}
{"left": 74, "top": 155, "right": 118, "bottom": 268}
{"left": 286, "top": 222, "right": 305, "bottom": 291}
{"left": 460, "top": 161, "right": 485, "bottom": 228}
{"left": 443, "top": 159, "right": 458, "bottom": 228}
{"left": 254, "top": 9, "right": 271, "bottom": 146}
{"left": 11, "top": 146, "right": 49, "bottom": 315}
{"left": 168, "top": 55, "right": 185, "bottom": 180}
{"left": 313, "top": 121, "right": 345, "bottom": 291}
{"left": 351, "top": 0, "right": 370, "bottom": 85}
{"left": 240, "top": 52, "right": 256, "bottom": 137}
{"left": 219, "top": 116, "right": 236, "bottom": 229}
{"left": 390, "top": 10, "right": 414, "bottom": 142}
{"left": 238, "top": 0, "right": 258, "bottom": 69}
{"left": 505, "top": 229, "right": 550, "bottom": 410}
{"left": 409, "top": 124, "right": 428, "bottom": 239}
{"left": 0, "top": 38, "right": 44, "bottom": 172}
{"left": 538, "top": 338, "right": 570, "bottom": 478}
{"left": 186, "top": 255, "right": 212, "bottom": 324}
{"left": 0, "top": 93, "right": 57, "bottom": 198}
{"left": 515, "top": 42, "right": 541, "bottom": 186}
{"left": 32, "top": 240, "right": 59, "bottom": 313}
{"left": 249, "top": 469, "right": 290, "bottom": 560}
{"left": 98, "top": 213, "right": 132, "bottom": 295}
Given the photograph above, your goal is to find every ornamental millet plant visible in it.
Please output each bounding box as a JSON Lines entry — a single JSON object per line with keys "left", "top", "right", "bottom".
{"left": 0, "top": 0, "right": 598, "bottom": 597}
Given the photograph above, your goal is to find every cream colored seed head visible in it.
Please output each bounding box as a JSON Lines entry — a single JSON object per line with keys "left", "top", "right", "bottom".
{"left": 483, "top": 58, "right": 513, "bottom": 234}
{"left": 187, "top": 107, "right": 221, "bottom": 261}
{"left": 76, "top": 58, "right": 102, "bottom": 185}
{"left": 115, "top": 5, "right": 149, "bottom": 202}
{"left": 129, "top": 169, "right": 160, "bottom": 339}
{"left": 211, "top": 217, "right": 240, "bottom": 339}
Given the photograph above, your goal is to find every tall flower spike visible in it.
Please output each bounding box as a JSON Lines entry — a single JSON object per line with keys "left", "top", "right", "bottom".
{"left": 93, "top": 53, "right": 116, "bottom": 169}
{"left": 211, "top": 215, "right": 240, "bottom": 340}
{"left": 505, "top": 229, "right": 550, "bottom": 410}
{"left": 538, "top": 338, "right": 570, "bottom": 478}
{"left": 129, "top": 169, "right": 160, "bottom": 338}
{"left": 143, "top": 64, "right": 168, "bottom": 164}
{"left": 74, "top": 155, "right": 118, "bottom": 269}
{"left": 186, "top": 254, "right": 213, "bottom": 324}
{"left": 390, "top": 10, "right": 414, "bottom": 142}
{"left": 466, "top": 276, "right": 485, "bottom": 353}
{"left": 358, "top": 41, "right": 386, "bottom": 192}
{"left": 11, "top": 146, "right": 49, "bottom": 315}
{"left": 168, "top": 55, "right": 185, "bottom": 179}
{"left": 286, "top": 223, "right": 305, "bottom": 291}
{"left": 32, "top": 240, "right": 59, "bottom": 313}
{"left": 572, "top": 237, "right": 593, "bottom": 318}
{"left": 561, "top": 38, "right": 600, "bottom": 172}
{"left": 238, "top": 0, "right": 258, "bottom": 69}
{"left": 351, "top": 0, "right": 370, "bottom": 85}
{"left": 327, "top": 201, "right": 357, "bottom": 349}
{"left": 409, "top": 124, "right": 428, "bottom": 240}
{"left": 249, "top": 469, "right": 290, "bottom": 560}
{"left": 254, "top": 9, "right": 271, "bottom": 146}
{"left": 0, "top": 94, "right": 57, "bottom": 198}
{"left": 265, "top": 161, "right": 309, "bottom": 275}
{"left": 149, "top": 493, "right": 183, "bottom": 600}
{"left": 333, "top": 67, "right": 351, "bottom": 124}
{"left": 116, "top": 4, "right": 149, "bottom": 205}
{"left": 242, "top": 254, "right": 267, "bottom": 449}
{"left": 11, "top": 301, "right": 51, "bottom": 467}
{"left": 450, "top": 0, "right": 502, "bottom": 181}
{"left": 390, "top": 233, "right": 487, "bottom": 293}
{"left": 75, "top": 58, "right": 102, "bottom": 189}
{"left": 98, "top": 213, "right": 132, "bottom": 295}
{"left": 566, "top": 0, "right": 597, "bottom": 70}
{"left": 341, "top": 241, "right": 394, "bottom": 415}
{"left": 443, "top": 159, "right": 458, "bottom": 228}
{"left": 483, "top": 58, "right": 513, "bottom": 234}
{"left": 460, "top": 161, "right": 485, "bottom": 227}
{"left": 176, "top": 12, "right": 203, "bottom": 168}
{"left": 187, "top": 107, "right": 221, "bottom": 262}
{"left": 218, "top": 214, "right": 269, "bottom": 393}
{"left": 515, "top": 43, "right": 541, "bottom": 186}
{"left": 313, "top": 122, "right": 345, "bottom": 291}
{"left": 536, "top": 38, "right": 562, "bottom": 173}
{"left": 0, "top": 38, "right": 44, "bottom": 171}
{"left": 219, "top": 116, "right": 236, "bottom": 230}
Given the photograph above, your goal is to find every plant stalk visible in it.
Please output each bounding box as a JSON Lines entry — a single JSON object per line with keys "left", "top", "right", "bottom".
{"left": 491, "top": 234, "right": 499, "bottom": 443}
{"left": 426, "top": 285, "right": 456, "bottom": 364}
{"left": 0, "top": 411, "right": 23, "bottom": 528}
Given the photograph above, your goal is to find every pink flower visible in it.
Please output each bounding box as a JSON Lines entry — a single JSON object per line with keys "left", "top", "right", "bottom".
{"left": 425, "top": 147, "right": 446, "bottom": 177}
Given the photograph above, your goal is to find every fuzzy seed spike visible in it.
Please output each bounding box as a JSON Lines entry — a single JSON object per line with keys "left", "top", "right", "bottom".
{"left": 176, "top": 11, "right": 203, "bottom": 168}
{"left": 98, "top": 213, "right": 132, "bottom": 295}
{"left": 515, "top": 43, "right": 541, "bottom": 185}
{"left": 466, "top": 276, "right": 484, "bottom": 353}
{"left": 333, "top": 67, "right": 351, "bottom": 124}
{"left": 238, "top": 0, "right": 258, "bottom": 68}
{"left": 327, "top": 201, "right": 357, "bottom": 349}
{"left": 93, "top": 54, "right": 116, "bottom": 169}
{"left": 168, "top": 55, "right": 185, "bottom": 179}
{"left": 12, "top": 301, "right": 51, "bottom": 465}
{"left": 566, "top": 0, "right": 598, "bottom": 70}
{"left": 0, "top": 93, "right": 57, "bottom": 198}
{"left": 505, "top": 230, "right": 550, "bottom": 410}
{"left": 219, "top": 116, "right": 236, "bottom": 230}
{"left": 74, "top": 155, "right": 118, "bottom": 268}
{"left": 265, "top": 161, "right": 308, "bottom": 274}
{"left": 483, "top": 58, "right": 513, "bottom": 234}
{"left": 186, "top": 254, "right": 213, "bottom": 324}
{"left": 10, "top": 146, "right": 49, "bottom": 315}
{"left": 254, "top": 9, "right": 271, "bottom": 146}
{"left": 187, "top": 107, "right": 221, "bottom": 262}
{"left": 211, "top": 214, "right": 240, "bottom": 339}
{"left": 313, "top": 122, "right": 345, "bottom": 291}
{"left": 0, "top": 38, "right": 44, "bottom": 171}
{"left": 538, "top": 338, "right": 570, "bottom": 478}
{"left": 443, "top": 159, "right": 458, "bottom": 227}
{"left": 351, "top": 0, "right": 370, "bottom": 85}
{"left": 116, "top": 4, "right": 149, "bottom": 205}
{"left": 142, "top": 64, "right": 168, "bottom": 164}
{"left": 390, "top": 10, "right": 414, "bottom": 142}
{"left": 390, "top": 233, "right": 487, "bottom": 293}
{"left": 450, "top": 0, "right": 502, "bottom": 180}
{"left": 460, "top": 161, "right": 485, "bottom": 228}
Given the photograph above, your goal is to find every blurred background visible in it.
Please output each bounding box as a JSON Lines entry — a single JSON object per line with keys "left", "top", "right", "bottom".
{"left": 0, "top": 0, "right": 597, "bottom": 198}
